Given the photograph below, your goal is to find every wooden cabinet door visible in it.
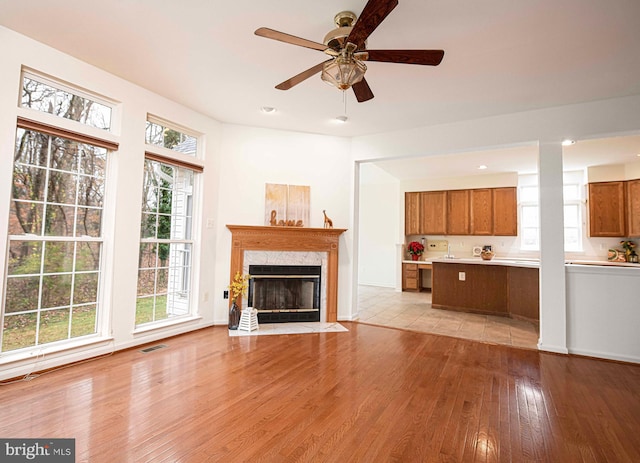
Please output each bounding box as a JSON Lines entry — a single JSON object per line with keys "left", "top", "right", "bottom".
{"left": 627, "top": 179, "right": 640, "bottom": 237}
{"left": 470, "top": 189, "right": 493, "bottom": 235}
{"left": 420, "top": 191, "right": 447, "bottom": 235}
{"left": 588, "top": 182, "right": 626, "bottom": 237}
{"left": 404, "top": 192, "right": 421, "bottom": 235}
{"left": 492, "top": 187, "right": 518, "bottom": 236}
{"left": 447, "top": 189, "right": 470, "bottom": 235}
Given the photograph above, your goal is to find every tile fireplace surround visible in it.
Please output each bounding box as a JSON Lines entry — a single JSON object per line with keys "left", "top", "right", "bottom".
{"left": 226, "top": 225, "right": 347, "bottom": 322}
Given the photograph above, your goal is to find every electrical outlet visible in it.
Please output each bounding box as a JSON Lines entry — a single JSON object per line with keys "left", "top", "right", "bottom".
{"left": 427, "top": 239, "right": 449, "bottom": 252}
{"left": 223, "top": 290, "right": 229, "bottom": 299}
{"left": 203, "top": 292, "right": 209, "bottom": 302}
{"left": 458, "top": 272, "right": 466, "bottom": 281}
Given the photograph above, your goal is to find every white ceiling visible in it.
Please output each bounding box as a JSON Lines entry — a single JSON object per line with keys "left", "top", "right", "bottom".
{"left": 1, "top": 0, "right": 640, "bottom": 177}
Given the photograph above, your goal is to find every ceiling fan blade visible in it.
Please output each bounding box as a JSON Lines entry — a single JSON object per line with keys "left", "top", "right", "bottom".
{"left": 255, "top": 27, "right": 328, "bottom": 52}
{"left": 275, "top": 60, "right": 332, "bottom": 90}
{"left": 352, "top": 78, "right": 374, "bottom": 102}
{"left": 347, "top": 0, "right": 399, "bottom": 48}
{"left": 366, "top": 49, "right": 445, "bottom": 66}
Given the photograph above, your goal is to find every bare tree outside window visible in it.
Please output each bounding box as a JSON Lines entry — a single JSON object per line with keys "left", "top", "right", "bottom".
{"left": 2, "top": 129, "right": 106, "bottom": 352}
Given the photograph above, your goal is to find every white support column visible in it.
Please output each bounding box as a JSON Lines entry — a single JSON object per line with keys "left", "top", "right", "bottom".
{"left": 537, "top": 142, "right": 568, "bottom": 354}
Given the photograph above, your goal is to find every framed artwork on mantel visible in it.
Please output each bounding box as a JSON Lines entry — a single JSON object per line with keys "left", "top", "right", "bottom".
{"left": 265, "top": 183, "right": 310, "bottom": 227}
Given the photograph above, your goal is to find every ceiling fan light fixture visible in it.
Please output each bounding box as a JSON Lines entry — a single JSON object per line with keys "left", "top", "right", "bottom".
{"left": 321, "top": 57, "right": 367, "bottom": 90}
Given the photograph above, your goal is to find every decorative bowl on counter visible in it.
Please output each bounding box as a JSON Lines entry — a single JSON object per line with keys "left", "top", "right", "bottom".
{"left": 480, "top": 250, "right": 495, "bottom": 260}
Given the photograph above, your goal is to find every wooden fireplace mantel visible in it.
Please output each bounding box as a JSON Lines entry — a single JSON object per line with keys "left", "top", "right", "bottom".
{"left": 226, "top": 225, "right": 347, "bottom": 322}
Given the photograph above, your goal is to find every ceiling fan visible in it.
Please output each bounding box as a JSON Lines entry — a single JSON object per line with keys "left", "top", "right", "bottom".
{"left": 254, "top": 0, "right": 444, "bottom": 103}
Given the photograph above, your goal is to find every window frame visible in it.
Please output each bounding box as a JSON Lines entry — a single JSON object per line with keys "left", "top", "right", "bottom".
{"left": 134, "top": 118, "right": 203, "bottom": 331}
{"left": 518, "top": 173, "right": 585, "bottom": 252}
{"left": 2, "top": 127, "right": 111, "bottom": 354}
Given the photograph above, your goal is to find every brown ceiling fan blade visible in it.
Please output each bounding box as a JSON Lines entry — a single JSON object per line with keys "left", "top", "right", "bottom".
{"left": 366, "top": 49, "right": 445, "bottom": 66}
{"left": 347, "top": 0, "right": 399, "bottom": 48}
{"left": 255, "top": 27, "right": 328, "bottom": 52}
{"left": 275, "top": 60, "right": 331, "bottom": 90}
{"left": 352, "top": 78, "right": 374, "bottom": 102}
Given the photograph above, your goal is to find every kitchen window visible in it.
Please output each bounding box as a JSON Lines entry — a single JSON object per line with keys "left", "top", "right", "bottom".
{"left": 518, "top": 174, "right": 584, "bottom": 252}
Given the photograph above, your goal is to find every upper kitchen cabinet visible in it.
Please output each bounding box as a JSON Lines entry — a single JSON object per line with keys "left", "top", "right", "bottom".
{"left": 588, "top": 181, "right": 627, "bottom": 237}
{"left": 626, "top": 179, "right": 640, "bottom": 237}
{"left": 405, "top": 192, "right": 421, "bottom": 235}
{"left": 470, "top": 189, "right": 493, "bottom": 235}
{"left": 405, "top": 187, "right": 518, "bottom": 236}
{"left": 447, "top": 189, "right": 470, "bottom": 235}
{"left": 420, "top": 191, "right": 447, "bottom": 235}
{"left": 492, "top": 187, "right": 518, "bottom": 236}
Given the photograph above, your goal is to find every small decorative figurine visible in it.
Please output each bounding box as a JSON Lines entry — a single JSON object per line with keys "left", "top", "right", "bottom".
{"left": 323, "top": 210, "right": 334, "bottom": 229}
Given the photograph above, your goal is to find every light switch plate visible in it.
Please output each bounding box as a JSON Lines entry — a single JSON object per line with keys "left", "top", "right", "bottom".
{"left": 458, "top": 272, "right": 466, "bottom": 281}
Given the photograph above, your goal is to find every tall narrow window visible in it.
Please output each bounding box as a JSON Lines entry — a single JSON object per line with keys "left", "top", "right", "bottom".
{"left": 2, "top": 128, "right": 108, "bottom": 352}
{"left": 136, "top": 158, "right": 196, "bottom": 326}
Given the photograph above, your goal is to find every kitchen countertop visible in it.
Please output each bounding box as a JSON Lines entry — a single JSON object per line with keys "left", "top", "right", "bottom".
{"left": 403, "top": 257, "right": 540, "bottom": 268}
{"left": 403, "top": 258, "right": 640, "bottom": 269}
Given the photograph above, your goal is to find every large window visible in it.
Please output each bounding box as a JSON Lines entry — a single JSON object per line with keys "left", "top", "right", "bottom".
{"left": 2, "top": 128, "right": 107, "bottom": 352}
{"left": 136, "top": 158, "right": 196, "bottom": 326}
{"left": 519, "top": 173, "right": 584, "bottom": 252}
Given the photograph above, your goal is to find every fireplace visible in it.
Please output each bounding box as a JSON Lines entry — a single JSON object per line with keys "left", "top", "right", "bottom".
{"left": 226, "top": 225, "right": 347, "bottom": 323}
{"left": 248, "top": 265, "right": 321, "bottom": 323}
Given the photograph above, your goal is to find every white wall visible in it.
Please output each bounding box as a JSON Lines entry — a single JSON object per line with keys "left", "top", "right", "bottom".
{"left": 358, "top": 164, "right": 399, "bottom": 288}
{"left": 213, "top": 124, "right": 354, "bottom": 322}
{"left": 566, "top": 265, "right": 640, "bottom": 363}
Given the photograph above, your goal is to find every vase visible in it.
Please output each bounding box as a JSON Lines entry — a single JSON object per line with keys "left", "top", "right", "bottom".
{"left": 228, "top": 300, "right": 240, "bottom": 330}
{"left": 411, "top": 254, "right": 419, "bottom": 261}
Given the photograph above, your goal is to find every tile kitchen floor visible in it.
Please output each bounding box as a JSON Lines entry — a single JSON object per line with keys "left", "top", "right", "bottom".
{"left": 357, "top": 285, "right": 539, "bottom": 350}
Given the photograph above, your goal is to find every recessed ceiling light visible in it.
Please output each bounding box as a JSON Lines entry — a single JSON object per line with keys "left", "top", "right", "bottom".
{"left": 260, "top": 106, "right": 276, "bottom": 114}
{"left": 478, "top": 165, "right": 488, "bottom": 170}
{"left": 335, "top": 115, "right": 348, "bottom": 123}
{"left": 562, "top": 139, "right": 576, "bottom": 146}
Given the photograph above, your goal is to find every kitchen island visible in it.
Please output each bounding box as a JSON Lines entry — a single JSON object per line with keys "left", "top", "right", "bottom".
{"left": 430, "top": 258, "right": 540, "bottom": 322}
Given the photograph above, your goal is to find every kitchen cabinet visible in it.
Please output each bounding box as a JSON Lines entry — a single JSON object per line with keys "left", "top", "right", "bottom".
{"left": 405, "top": 192, "right": 421, "bottom": 235}
{"left": 420, "top": 191, "right": 447, "bottom": 235}
{"left": 493, "top": 187, "right": 518, "bottom": 236}
{"left": 402, "top": 262, "right": 432, "bottom": 292}
{"left": 588, "top": 181, "right": 627, "bottom": 237}
{"left": 470, "top": 189, "right": 493, "bottom": 235}
{"left": 402, "top": 263, "right": 420, "bottom": 291}
{"left": 447, "top": 189, "right": 470, "bottom": 235}
{"left": 404, "top": 187, "right": 518, "bottom": 237}
{"left": 627, "top": 179, "right": 640, "bottom": 237}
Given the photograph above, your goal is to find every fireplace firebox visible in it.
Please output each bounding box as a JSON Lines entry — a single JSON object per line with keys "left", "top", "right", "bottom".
{"left": 248, "top": 265, "right": 321, "bottom": 323}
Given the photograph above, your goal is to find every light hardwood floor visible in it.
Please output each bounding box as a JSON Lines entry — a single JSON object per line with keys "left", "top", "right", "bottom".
{"left": 1, "top": 323, "right": 639, "bottom": 462}
{"left": 357, "top": 285, "right": 539, "bottom": 349}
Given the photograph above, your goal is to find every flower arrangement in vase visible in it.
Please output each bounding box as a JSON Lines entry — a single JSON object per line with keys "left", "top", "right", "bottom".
{"left": 228, "top": 271, "right": 249, "bottom": 330}
{"left": 621, "top": 240, "right": 637, "bottom": 263}
{"left": 407, "top": 241, "right": 425, "bottom": 261}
